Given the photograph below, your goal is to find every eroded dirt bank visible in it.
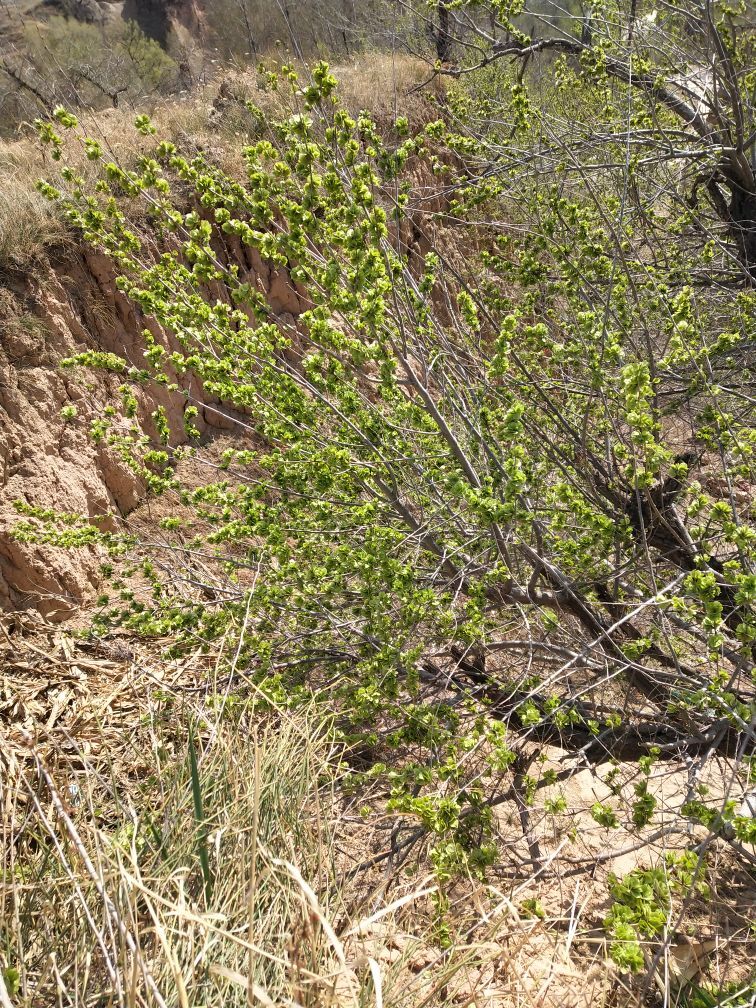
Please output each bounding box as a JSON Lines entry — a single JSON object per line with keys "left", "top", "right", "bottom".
{"left": 0, "top": 235, "right": 304, "bottom": 617}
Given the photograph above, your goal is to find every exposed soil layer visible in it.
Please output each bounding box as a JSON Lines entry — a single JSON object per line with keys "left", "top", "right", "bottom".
{"left": 0, "top": 234, "right": 303, "bottom": 618}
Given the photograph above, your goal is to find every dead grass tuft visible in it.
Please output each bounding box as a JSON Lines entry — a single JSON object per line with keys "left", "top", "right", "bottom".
{"left": 0, "top": 151, "right": 67, "bottom": 269}
{"left": 1, "top": 611, "right": 570, "bottom": 1008}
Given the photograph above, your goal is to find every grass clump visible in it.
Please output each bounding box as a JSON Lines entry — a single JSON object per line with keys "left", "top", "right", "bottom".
{"left": 1, "top": 693, "right": 355, "bottom": 1006}
{"left": 0, "top": 173, "right": 66, "bottom": 270}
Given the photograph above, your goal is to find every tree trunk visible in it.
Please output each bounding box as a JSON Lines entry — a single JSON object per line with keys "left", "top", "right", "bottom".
{"left": 436, "top": 1, "right": 451, "bottom": 63}
{"left": 728, "top": 183, "right": 756, "bottom": 283}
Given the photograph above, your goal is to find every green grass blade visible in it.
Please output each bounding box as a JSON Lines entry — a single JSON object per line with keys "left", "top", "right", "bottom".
{"left": 187, "top": 724, "right": 213, "bottom": 903}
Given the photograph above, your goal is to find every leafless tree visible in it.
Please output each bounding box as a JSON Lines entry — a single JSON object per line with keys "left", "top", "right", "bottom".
{"left": 401, "top": 0, "right": 756, "bottom": 282}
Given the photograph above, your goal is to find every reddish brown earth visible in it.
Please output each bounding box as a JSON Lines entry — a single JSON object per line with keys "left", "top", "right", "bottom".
{"left": 0, "top": 234, "right": 304, "bottom": 617}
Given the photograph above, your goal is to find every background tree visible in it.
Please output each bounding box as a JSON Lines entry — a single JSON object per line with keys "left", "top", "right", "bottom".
{"left": 400, "top": 0, "right": 756, "bottom": 282}
{"left": 0, "top": 14, "right": 179, "bottom": 130}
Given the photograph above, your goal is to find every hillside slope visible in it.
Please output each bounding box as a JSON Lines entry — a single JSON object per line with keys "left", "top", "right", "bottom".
{"left": 0, "top": 232, "right": 307, "bottom": 614}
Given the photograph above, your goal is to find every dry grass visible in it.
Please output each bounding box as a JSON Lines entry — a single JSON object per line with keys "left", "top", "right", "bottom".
{"left": 0, "top": 611, "right": 361, "bottom": 1005}
{"left": 0, "top": 611, "right": 373, "bottom": 1002}
{"left": 0, "top": 164, "right": 67, "bottom": 271}
{"left": 0, "top": 98, "right": 211, "bottom": 270}
{"left": 0, "top": 611, "right": 570, "bottom": 1008}
{"left": 0, "top": 49, "right": 434, "bottom": 272}
{"left": 2, "top": 612, "right": 752, "bottom": 1008}
{"left": 303, "top": 51, "right": 432, "bottom": 121}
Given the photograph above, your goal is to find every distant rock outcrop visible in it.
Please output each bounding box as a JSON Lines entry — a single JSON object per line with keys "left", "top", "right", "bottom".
{"left": 121, "top": 0, "right": 207, "bottom": 47}
{"left": 36, "top": 0, "right": 207, "bottom": 46}
{"left": 38, "top": 0, "right": 108, "bottom": 23}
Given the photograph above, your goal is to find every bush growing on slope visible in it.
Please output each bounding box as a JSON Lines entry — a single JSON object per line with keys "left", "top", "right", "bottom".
{"left": 21, "top": 43, "right": 756, "bottom": 989}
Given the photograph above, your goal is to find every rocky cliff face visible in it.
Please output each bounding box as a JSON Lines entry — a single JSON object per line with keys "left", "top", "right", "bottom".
{"left": 0, "top": 231, "right": 304, "bottom": 618}
{"left": 36, "top": 0, "right": 207, "bottom": 46}
{"left": 121, "top": 0, "right": 207, "bottom": 47}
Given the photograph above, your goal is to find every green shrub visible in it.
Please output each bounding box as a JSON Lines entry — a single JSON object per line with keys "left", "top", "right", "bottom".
{"left": 604, "top": 852, "right": 709, "bottom": 972}
{"left": 21, "top": 53, "right": 756, "bottom": 951}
